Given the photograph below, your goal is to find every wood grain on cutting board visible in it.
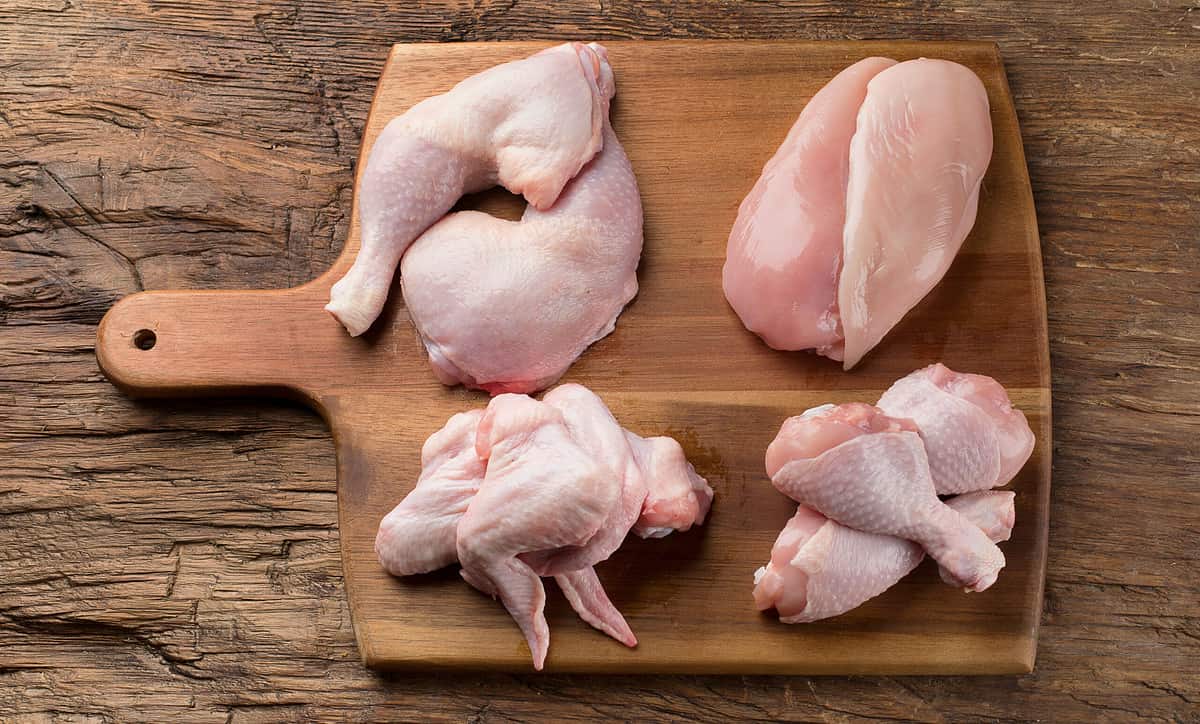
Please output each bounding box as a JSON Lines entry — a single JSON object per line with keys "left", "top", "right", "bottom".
{"left": 96, "top": 40, "right": 1050, "bottom": 674}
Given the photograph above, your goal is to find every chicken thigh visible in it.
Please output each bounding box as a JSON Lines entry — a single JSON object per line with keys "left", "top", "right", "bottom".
{"left": 326, "top": 42, "right": 615, "bottom": 336}
{"left": 401, "top": 121, "right": 643, "bottom": 394}
{"left": 767, "top": 403, "right": 1006, "bottom": 592}
{"left": 753, "top": 491, "right": 1015, "bottom": 623}
{"left": 877, "top": 363, "right": 1036, "bottom": 494}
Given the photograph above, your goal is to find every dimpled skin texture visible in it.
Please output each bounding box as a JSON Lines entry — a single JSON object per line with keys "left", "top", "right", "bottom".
{"left": 722, "top": 57, "right": 896, "bottom": 357}
{"left": 374, "top": 409, "right": 485, "bottom": 576}
{"left": 769, "top": 405, "right": 1006, "bottom": 592}
{"left": 456, "top": 394, "right": 615, "bottom": 671}
{"left": 520, "top": 384, "right": 648, "bottom": 577}
{"left": 326, "top": 42, "right": 615, "bottom": 337}
{"left": 401, "top": 123, "right": 643, "bottom": 395}
{"left": 753, "top": 491, "right": 1015, "bottom": 623}
{"left": 877, "top": 363, "right": 1036, "bottom": 494}
{"left": 374, "top": 385, "right": 712, "bottom": 669}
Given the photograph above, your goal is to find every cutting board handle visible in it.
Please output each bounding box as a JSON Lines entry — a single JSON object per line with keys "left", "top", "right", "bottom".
{"left": 96, "top": 288, "right": 323, "bottom": 399}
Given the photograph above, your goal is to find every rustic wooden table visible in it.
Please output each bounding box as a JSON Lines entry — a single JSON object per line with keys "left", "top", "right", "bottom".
{"left": 1, "top": 1, "right": 1196, "bottom": 721}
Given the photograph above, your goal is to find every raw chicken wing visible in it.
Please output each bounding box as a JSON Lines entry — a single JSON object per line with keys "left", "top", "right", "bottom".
{"left": 753, "top": 491, "right": 1015, "bottom": 623}
{"left": 554, "top": 567, "right": 637, "bottom": 647}
{"left": 374, "top": 410, "right": 485, "bottom": 575}
{"left": 456, "top": 394, "right": 617, "bottom": 670}
{"left": 521, "top": 383, "right": 648, "bottom": 576}
{"left": 376, "top": 384, "right": 713, "bottom": 669}
{"left": 373, "top": 400, "right": 637, "bottom": 653}
{"left": 626, "top": 432, "right": 714, "bottom": 538}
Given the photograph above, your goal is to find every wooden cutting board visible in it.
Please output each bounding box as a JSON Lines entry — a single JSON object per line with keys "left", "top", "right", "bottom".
{"left": 95, "top": 40, "right": 1050, "bottom": 674}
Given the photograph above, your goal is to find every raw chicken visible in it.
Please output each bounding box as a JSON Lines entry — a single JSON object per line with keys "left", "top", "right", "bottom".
{"left": 763, "top": 402, "right": 919, "bottom": 478}
{"left": 519, "top": 383, "right": 648, "bottom": 577}
{"left": 401, "top": 122, "right": 643, "bottom": 394}
{"left": 839, "top": 59, "right": 993, "bottom": 368}
{"left": 456, "top": 394, "right": 617, "bottom": 670}
{"left": 376, "top": 384, "right": 712, "bottom": 669}
{"left": 626, "top": 432, "right": 713, "bottom": 539}
{"left": 768, "top": 403, "right": 1006, "bottom": 592}
{"left": 372, "top": 400, "right": 636, "bottom": 654}
{"left": 326, "top": 42, "right": 615, "bottom": 336}
{"left": 753, "top": 491, "right": 1015, "bottom": 623}
{"left": 553, "top": 567, "right": 637, "bottom": 648}
{"left": 877, "top": 363, "right": 1036, "bottom": 494}
{"left": 722, "top": 57, "right": 992, "bottom": 369}
{"left": 375, "top": 409, "right": 485, "bottom": 576}
{"left": 723, "top": 57, "right": 895, "bottom": 358}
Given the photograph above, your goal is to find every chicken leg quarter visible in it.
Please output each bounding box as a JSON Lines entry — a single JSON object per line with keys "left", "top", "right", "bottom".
{"left": 326, "top": 42, "right": 615, "bottom": 336}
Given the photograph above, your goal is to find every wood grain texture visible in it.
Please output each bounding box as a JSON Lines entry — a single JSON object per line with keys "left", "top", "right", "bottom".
{"left": 1, "top": 0, "right": 1196, "bottom": 719}
{"left": 94, "top": 40, "right": 1050, "bottom": 675}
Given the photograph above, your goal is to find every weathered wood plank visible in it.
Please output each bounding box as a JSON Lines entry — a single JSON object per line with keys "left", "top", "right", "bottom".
{"left": 1, "top": 0, "right": 1197, "bottom": 719}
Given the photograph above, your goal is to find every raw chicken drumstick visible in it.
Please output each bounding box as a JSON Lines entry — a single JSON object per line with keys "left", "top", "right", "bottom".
{"left": 401, "top": 121, "right": 643, "bottom": 394}
{"left": 753, "top": 491, "right": 1015, "bottom": 623}
{"left": 767, "top": 403, "right": 1006, "bottom": 592}
{"left": 327, "top": 42, "right": 614, "bottom": 336}
{"left": 877, "top": 363, "right": 1036, "bottom": 494}
{"left": 374, "top": 384, "right": 713, "bottom": 670}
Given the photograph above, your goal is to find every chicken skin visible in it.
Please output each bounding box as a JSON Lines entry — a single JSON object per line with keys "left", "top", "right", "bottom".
{"left": 327, "top": 42, "right": 615, "bottom": 337}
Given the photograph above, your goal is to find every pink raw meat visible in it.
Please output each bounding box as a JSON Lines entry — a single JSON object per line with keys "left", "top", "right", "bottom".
{"left": 838, "top": 59, "right": 994, "bottom": 368}
{"left": 768, "top": 403, "right": 1006, "bottom": 591}
{"left": 401, "top": 121, "right": 642, "bottom": 395}
{"left": 722, "top": 57, "right": 993, "bottom": 369}
{"left": 753, "top": 491, "right": 1015, "bottom": 623}
{"left": 456, "top": 394, "right": 616, "bottom": 670}
{"left": 326, "top": 42, "right": 614, "bottom": 337}
{"left": 374, "top": 409, "right": 485, "bottom": 576}
{"left": 376, "top": 384, "right": 712, "bottom": 669}
{"left": 877, "top": 363, "right": 1035, "bottom": 493}
{"left": 723, "top": 57, "right": 896, "bottom": 357}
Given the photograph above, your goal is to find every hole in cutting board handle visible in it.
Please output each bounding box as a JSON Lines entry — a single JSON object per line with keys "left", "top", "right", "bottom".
{"left": 133, "top": 329, "right": 156, "bottom": 351}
